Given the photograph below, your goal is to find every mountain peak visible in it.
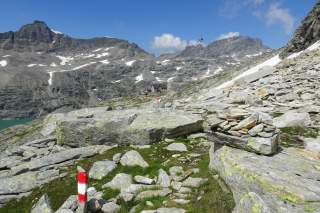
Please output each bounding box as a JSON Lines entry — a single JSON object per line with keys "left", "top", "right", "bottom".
{"left": 16, "top": 20, "right": 54, "bottom": 43}
{"left": 178, "top": 35, "right": 270, "bottom": 58}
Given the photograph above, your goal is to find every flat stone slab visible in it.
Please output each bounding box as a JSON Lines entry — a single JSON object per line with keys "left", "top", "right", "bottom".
{"left": 210, "top": 145, "right": 320, "bottom": 212}
{"left": 165, "top": 143, "right": 188, "bottom": 152}
{"left": 44, "top": 108, "right": 203, "bottom": 147}
{"left": 208, "top": 132, "right": 279, "bottom": 155}
{"left": 0, "top": 170, "right": 59, "bottom": 196}
{"left": 11, "top": 145, "right": 112, "bottom": 175}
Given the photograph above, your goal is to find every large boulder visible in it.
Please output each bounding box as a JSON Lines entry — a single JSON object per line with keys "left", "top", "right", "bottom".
{"left": 273, "top": 111, "right": 312, "bottom": 128}
{"left": 210, "top": 145, "right": 320, "bottom": 212}
{"left": 43, "top": 107, "right": 203, "bottom": 147}
{"left": 102, "top": 173, "right": 132, "bottom": 191}
{"left": 120, "top": 150, "right": 149, "bottom": 168}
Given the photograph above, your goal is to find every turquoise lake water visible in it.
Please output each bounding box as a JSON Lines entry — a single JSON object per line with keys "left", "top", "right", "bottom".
{"left": 0, "top": 119, "right": 33, "bottom": 130}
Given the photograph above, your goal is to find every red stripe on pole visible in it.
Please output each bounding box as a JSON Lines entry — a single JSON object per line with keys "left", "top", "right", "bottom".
{"left": 78, "top": 194, "right": 87, "bottom": 203}
{"left": 77, "top": 172, "right": 88, "bottom": 184}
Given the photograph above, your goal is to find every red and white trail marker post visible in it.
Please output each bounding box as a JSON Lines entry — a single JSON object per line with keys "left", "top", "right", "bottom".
{"left": 155, "top": 96, "right": 161, "bottom": 109}
{"left": 77, "top": 166, "right": 88, "bottom": 213}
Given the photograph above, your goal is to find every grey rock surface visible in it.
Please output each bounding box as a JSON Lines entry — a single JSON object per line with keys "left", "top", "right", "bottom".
{"left": 273, "top": 111, "right": 312, "bottom": 128}
{"left": 210, "top": 145, "right": 320, "bottom": 212}
{"left": 102, "top": 173, "right": 132, "bottom": 191}
{"left": 165, "top": 143, "right": 188, "bottom": 152}
{"left": 120, "top": 150, "right": 149, "bottom": 168}
{"left": 31, "top": 194, "right": 53, "bottom": 213}
{"left": 89, "top": 160, "right": 117, "bottom": 180}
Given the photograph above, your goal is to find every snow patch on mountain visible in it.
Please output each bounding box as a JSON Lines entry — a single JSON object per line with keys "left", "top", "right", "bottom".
{"left": 0, "top": 60, "right": 7, "bottom": 67}
{"left": 246, "top": 52, "right": 263, "bottom": 58}
{"left": 57, "top": 56, "right": 74, "bottom": 65}
{"left": 135, "top": 74, "right": 143, "bottom": 83}
{"left": 161, "top": 59, "right": 170, "bottom": 66}
{"left": 95, "top": 52, "right": 109, "bottom": 58}
{"left": 50, "top": 62, "right": 57, "bottom": 67}
{"left": 167, "top": 77, "right": 175, "bottom": 82}
{"left": 72, "top": 62, "right": 97, "bottom": 71}
{"left": 93, "top": 48, "right": 102, "bottom": 52}
{"left": 287, "top": 40, "right": 320, "bottom": 59}
{"left": 48, "top": 72, "right": 54, "bottom": 85}
{"left": 126, "top": 60, "right": 136, "bottom": 66}
{"left": 83, "top": 54, "right": 95, "bottom": 59}
{"left": 51, "top": 29, "right": 62, "bottom": 34}
{"left": 100, "top": 60, "right": 110, "bottom": 65}
{"left": 216, "top": 55, "right": 281, "bottom": 89}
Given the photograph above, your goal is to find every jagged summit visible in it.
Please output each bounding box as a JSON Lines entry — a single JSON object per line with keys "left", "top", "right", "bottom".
{"left": 178, "top": 35, "right": 271, "bottom": 58}
{"left": 281, "top": 1, "right": 320, "bottom": 58}
{"left": 0, "top": 20, "right": 150, "bottom": 55}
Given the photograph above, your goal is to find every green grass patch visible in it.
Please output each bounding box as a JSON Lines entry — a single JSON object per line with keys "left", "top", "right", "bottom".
{"left": 0, "top": 138, "right": 235, "bottom": 213}
{"left": 280, "top": 127, "right": 319, "bottom": 148}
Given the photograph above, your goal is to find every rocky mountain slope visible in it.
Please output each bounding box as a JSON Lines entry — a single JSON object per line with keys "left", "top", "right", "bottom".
{"left": 281, "top": 1, "right": 320, "bottom": 58}
{"left": 0, "top": 21, "right": 271, "bottom": 119}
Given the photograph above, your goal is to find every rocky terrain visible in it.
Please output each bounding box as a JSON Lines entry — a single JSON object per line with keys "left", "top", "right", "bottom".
{"left": 281, "top": 1, "right": 320, "bottom": 58}
{"left": 0, "top": 2, "right": 320, "bottom": 213}
{"left": 0, "top": 21, "right": 271, "bottom": 119}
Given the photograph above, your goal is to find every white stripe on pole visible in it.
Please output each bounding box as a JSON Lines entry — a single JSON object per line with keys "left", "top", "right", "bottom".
{"left": 77, "top": 183, "right": 87, "bottom": 195}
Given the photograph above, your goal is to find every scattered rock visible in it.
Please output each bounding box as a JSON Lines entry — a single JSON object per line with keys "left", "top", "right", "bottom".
{"left": 135, "top": 188, "right": 172, "bottom": 201}
{"left": 273, "top": 111, "right": 312, "bottom": 128}
{"left": 101, "top": 202, "right": 120, "bottom": 213}
{"left": 231, "top": 113, "right": 259, "bottom": 131}
{"left": 112, "top": 153, "right": 122, "bottom": 163}
{"left": 303, "top": 137, "right": 320, "bottom": 153}
{"left": 165, "top": 143, "right": 188, "bottom": 152}
{"left": 134, "top": 175, "right": 155, "bottom": 185}
{"left": 118, "top": 192, "right": 134, "bottom": 202}
{"left": 58, "top": 195, "right": 78, "bottom": 211}
{"left": 157, "top": 169, "right": 171, "bottom": 188}
{"left": 248, "top": 124, "right": 264, "bottom": 136}
{"left": 182, "top": 177, "right": 208, "bottom": 188}
{"left": 89, "top": 160, "right": 117, "bottom": 180}
{"left": 31, "top": 194, "right": 53, "bottom": 213}
{"left": 173, "top": 199, "right": 190, "bottom": 205}
{"left": 102, "top": 173, "right": 132, "bottom": 191}
{"left": 120, "top": 150, "right": 149, "bottom": 168}
{"left": 187, "top": 133, "right": 207, "bottom": 139}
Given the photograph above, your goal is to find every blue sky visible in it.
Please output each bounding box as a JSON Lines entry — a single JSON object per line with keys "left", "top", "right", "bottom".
{"left": 0, "top": 0, "right": 317, "bottom": 54}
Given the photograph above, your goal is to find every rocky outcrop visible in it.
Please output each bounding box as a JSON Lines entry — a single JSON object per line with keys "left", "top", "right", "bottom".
{"left": 281, "top": 2, "right": 320, "bottom": 58}
{"left": 210, "top": 145, "right": 320, "bottom": 212}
